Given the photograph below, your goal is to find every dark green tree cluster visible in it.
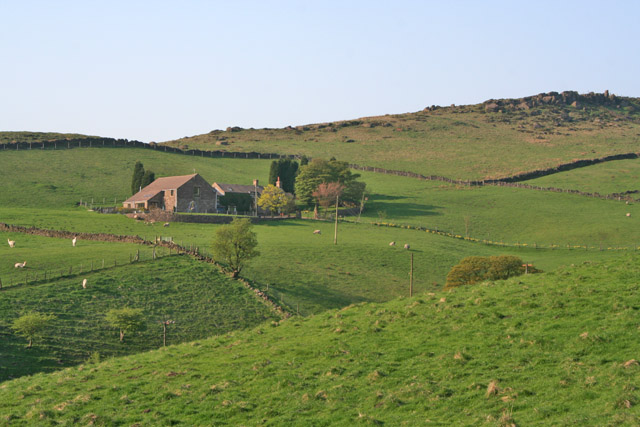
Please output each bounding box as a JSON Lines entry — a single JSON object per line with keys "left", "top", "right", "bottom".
{"left": 218, "top": 193, "right": 253, "bottom": 213}
{"left": 294, "top": 158, "right": 366, "bottom": 207}
{"left": 131, "top": 161, "right": 155, "bottom": 195}
{"left": 268, "top": 159, "right": 299, "bottom": 193}
{"left": 445, "top": 255, "right": 540, "bottom": 289}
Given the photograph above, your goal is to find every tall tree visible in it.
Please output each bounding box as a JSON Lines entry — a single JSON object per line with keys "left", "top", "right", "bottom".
{"left": 141, "top": 170, "right": 155, "bottom": 188}
{"left": 131, "top": 161, "right": 145, "bottom": 194}
{"left": 268, "top": 159, "right": 299, "bottom": 193}
{"left": 212, "top": 218, "right": 259, "bottom": 278}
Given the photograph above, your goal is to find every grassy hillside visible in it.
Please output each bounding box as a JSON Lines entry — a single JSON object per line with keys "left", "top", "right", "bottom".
{"left": 0, "top": 231, "right": 160, "bottom": 287}
{"left": 1, "top": 255, "right": 638, "bottom": 425}
{"left": 524, "top": 157, "right": 640, "bottom": 194}
{"left": 161, "top": 91, "right": 640, "bottom": 180}
{"left": 0, "top": 256, "right": 279, "bottom": 381}
{"left": 0, "top": 147, "right": 271, "bottom": 208}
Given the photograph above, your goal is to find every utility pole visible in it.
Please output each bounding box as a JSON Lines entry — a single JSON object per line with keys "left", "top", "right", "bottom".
{"left": 334, "top": 194, "right": 339, "bottom": 245}
{"left": 409, "top": 253, "right": 414, "bottom": 297}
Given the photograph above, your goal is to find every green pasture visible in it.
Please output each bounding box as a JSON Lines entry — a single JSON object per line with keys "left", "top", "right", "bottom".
{"left": 0, "top": 231, "right": 160, "bottom": 287}
{"left": 1, "top": 255, "right": 638, "bottom": 425}
{"left": 0, "top": 256, "right": 279, "bottom": 381}
{"left": 0, "top": 147, "right": 271, "bottom": 208}
{"left": 0, "top": 209, "right": 627, "bottom": 315}
{"left": 524, "top": 157, "right": 640, "bottom": 194}
{"left": 358, "top": 170, "right": 640, "bottom": 247}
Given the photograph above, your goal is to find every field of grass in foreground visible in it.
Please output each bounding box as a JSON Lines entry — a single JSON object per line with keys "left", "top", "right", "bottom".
{"left": 0, "top": 256, "right": 279, "bottom": 381}
{"left": 1, "top": 254, "right": 638, "bottom": 425}
{"left": 523, "top": 157, "right": 640, "bottom": 194}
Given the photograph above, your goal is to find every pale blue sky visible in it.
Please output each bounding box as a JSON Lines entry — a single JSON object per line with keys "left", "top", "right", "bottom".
{"left": 1, "top": 1, "right": 638, "bottom": 142}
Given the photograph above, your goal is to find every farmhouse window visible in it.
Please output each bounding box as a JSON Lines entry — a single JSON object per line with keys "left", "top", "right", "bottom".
{"left": 170, "top": 189, "right": 174, "bottom": 196}
{"left": 194, "top": 186, "right": 200, "bottom": 197}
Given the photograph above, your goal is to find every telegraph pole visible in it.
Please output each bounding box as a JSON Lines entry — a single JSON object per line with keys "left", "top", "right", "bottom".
{"left": 334, "top": 194, "right": 339, "bottom": 245}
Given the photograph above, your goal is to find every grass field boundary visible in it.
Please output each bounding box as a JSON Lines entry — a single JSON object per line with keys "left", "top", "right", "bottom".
{"left": 0, "top": 222, "right": 291, "bottom": 318}
{"left": 366, "top": 220, "right": 640, "bottom": 252}
{"left": 4, "top": 137, "right": 639, "bottom": 200}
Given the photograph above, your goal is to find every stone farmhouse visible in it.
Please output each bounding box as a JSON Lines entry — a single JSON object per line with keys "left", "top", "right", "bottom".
{"left": 123, "top": 173, "right": 217, "bottom": 213}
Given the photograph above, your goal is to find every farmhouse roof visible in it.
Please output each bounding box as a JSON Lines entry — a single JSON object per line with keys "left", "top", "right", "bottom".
{"left": 124, "top": 174, "right": 199, "bottom": 203}
{"left": 212, "top": 182, "right": 265, "bottom": 196}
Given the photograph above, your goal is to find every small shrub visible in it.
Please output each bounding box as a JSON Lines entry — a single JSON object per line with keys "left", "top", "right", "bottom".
{"left": 445, "top": 255, "right": 539, "bottom": 289}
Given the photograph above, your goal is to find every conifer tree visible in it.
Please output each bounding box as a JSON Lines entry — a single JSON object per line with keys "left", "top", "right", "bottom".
{"left": 131, "top": 161, "right": 145, "bottom": 194}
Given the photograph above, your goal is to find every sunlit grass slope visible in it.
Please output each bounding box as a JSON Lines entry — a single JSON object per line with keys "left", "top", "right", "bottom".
{"left": 0, "top": 147, "right": 271, "bottom": 208}
{"left": 0, "top": 256, "right": 279, "bottom": 381}
{"left": 1, "top": 255, "right": 638, "bottom": 425}
{"left": 524, "top": 157, "right": 640, "bottom": 194}
{"left": 162, "top": 96, "right": 640, "bottom": 180}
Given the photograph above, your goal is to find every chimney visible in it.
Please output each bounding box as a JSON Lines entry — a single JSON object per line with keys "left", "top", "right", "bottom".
{"left": 253, "top": 179, "right": 259, "bottom": 187}
{"left": 276, "top": 176, "right": 281, "bottom": 188}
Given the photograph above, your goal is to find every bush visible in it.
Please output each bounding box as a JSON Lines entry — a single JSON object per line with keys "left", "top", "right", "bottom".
{"left": 445, "top": 255, "right": 539, "bottom": 289}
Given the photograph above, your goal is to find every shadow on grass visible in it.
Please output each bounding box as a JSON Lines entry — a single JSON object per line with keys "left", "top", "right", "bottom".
{"left": 267, "top": 280, "right": 369, "bottom": 314}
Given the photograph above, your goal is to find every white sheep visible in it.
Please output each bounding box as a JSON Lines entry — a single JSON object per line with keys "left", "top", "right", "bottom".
{"left": 626, "top": 213, "right": 631, "bottom": 217}
{"left": 7, "top": 238, "right": 15, "bottom": 248}
{"left": 313, "top": 230, "right": 321, "bottom": 234}
{"left": 163, "top": 222, "right": 170, "bottom": 227}
{"left": 72, "top": 237, "right": 77, "bottom": 247}
{"left": 82, "top": 279, "right": 87, "bottom": 289}
{"left": 389, "top": 241, "right": 396, "bottom": 246}
{"left": 14, "top": 261, "right": 26, "bottom": 268}
{"left": 404, "top": 244, "right": 410, "bottom": 250}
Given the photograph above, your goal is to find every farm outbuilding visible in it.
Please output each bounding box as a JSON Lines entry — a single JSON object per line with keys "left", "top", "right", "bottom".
{"left": 123, "top": 173, "right": 217, "bottom": 213}
{"left": 212, "top": 179, "right": 264, "bottom": 214}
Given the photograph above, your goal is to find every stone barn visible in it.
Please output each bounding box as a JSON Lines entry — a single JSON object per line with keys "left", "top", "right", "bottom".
{"left": 123, "top": 173, "right": 217, "bottom": 213}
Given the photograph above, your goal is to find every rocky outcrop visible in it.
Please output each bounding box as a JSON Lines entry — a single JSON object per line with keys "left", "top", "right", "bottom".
{"left": 483, "top": 91, "right": 638, "bottom": 112}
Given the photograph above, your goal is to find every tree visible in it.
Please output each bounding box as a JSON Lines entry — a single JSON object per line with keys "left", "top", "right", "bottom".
{"left": 258, "top": 185, "right": 293, "bottom": 215}
{"left": 11, "top": 312, "right": 56, "bottom": 348}
{"left": 131, "top": 161, "right": 145, "bottom": 194}
{"left": 105, "top": 307, "right": 146, "bottom": 343}
{"left": 212, "top": 218, "right": 259, "bottom": 278}
{"left": 141, "top": 170, "right": 155, "bottom": 188}
{"left": 294, "top": 158, "right": 365, "bottom": 206}
{"left": 268, "top": 159, "right": 299, "bottom": 193}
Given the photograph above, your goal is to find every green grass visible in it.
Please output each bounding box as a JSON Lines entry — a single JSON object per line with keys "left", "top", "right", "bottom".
{"left": 0, "top": 209, "right": 626, "bottom": 315}
{"left": 0, "top": 256, "right": 279, "bottom": 381}
{"left": 0, "top": 147, "right": 271, "bottom": 208}
{"left": 0, "top": 231, "right": 161, "bottom": 287}
{"left": 161, "top": 101, "right": 640, "bottom": 180}
{"left": 1, "top": 255, "right": 638, "bottom": 425}
{"left": 524, "top": 157, "right": 640, "bottom": 194}
{"left": 358, "top": 170, "right": 640, "bottom": 247}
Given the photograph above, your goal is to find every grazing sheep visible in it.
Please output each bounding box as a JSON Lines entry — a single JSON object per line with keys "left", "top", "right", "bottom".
{"left": 403, "top": 244, "right": 410, "bottom": 250}
{"left": 72, "top": 237, "right": 77, "bottom": 247}
{"left": 389, "top": 241, "right": 396, "bottom": 246}
{"left": 14, "top": 261, "right": 26, "bottom": 268}
{"left": 313, "top": 230, "right": 321, "bottom": 234}
{"left": 7, "top": 238, "right": 15, "bottom": 248}
{"left": 82, "top": 279, "right": 87, "bottom": 289}
{"left": 626, "top": 213, "right": 631, "bottom": 217}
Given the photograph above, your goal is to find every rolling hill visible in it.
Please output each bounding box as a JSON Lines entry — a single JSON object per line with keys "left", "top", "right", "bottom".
{"left": 161, "top": 90, "right": 640, "bottom": 180}
{"left": 1, "top": 256, "right": 638, "bottom": 425}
